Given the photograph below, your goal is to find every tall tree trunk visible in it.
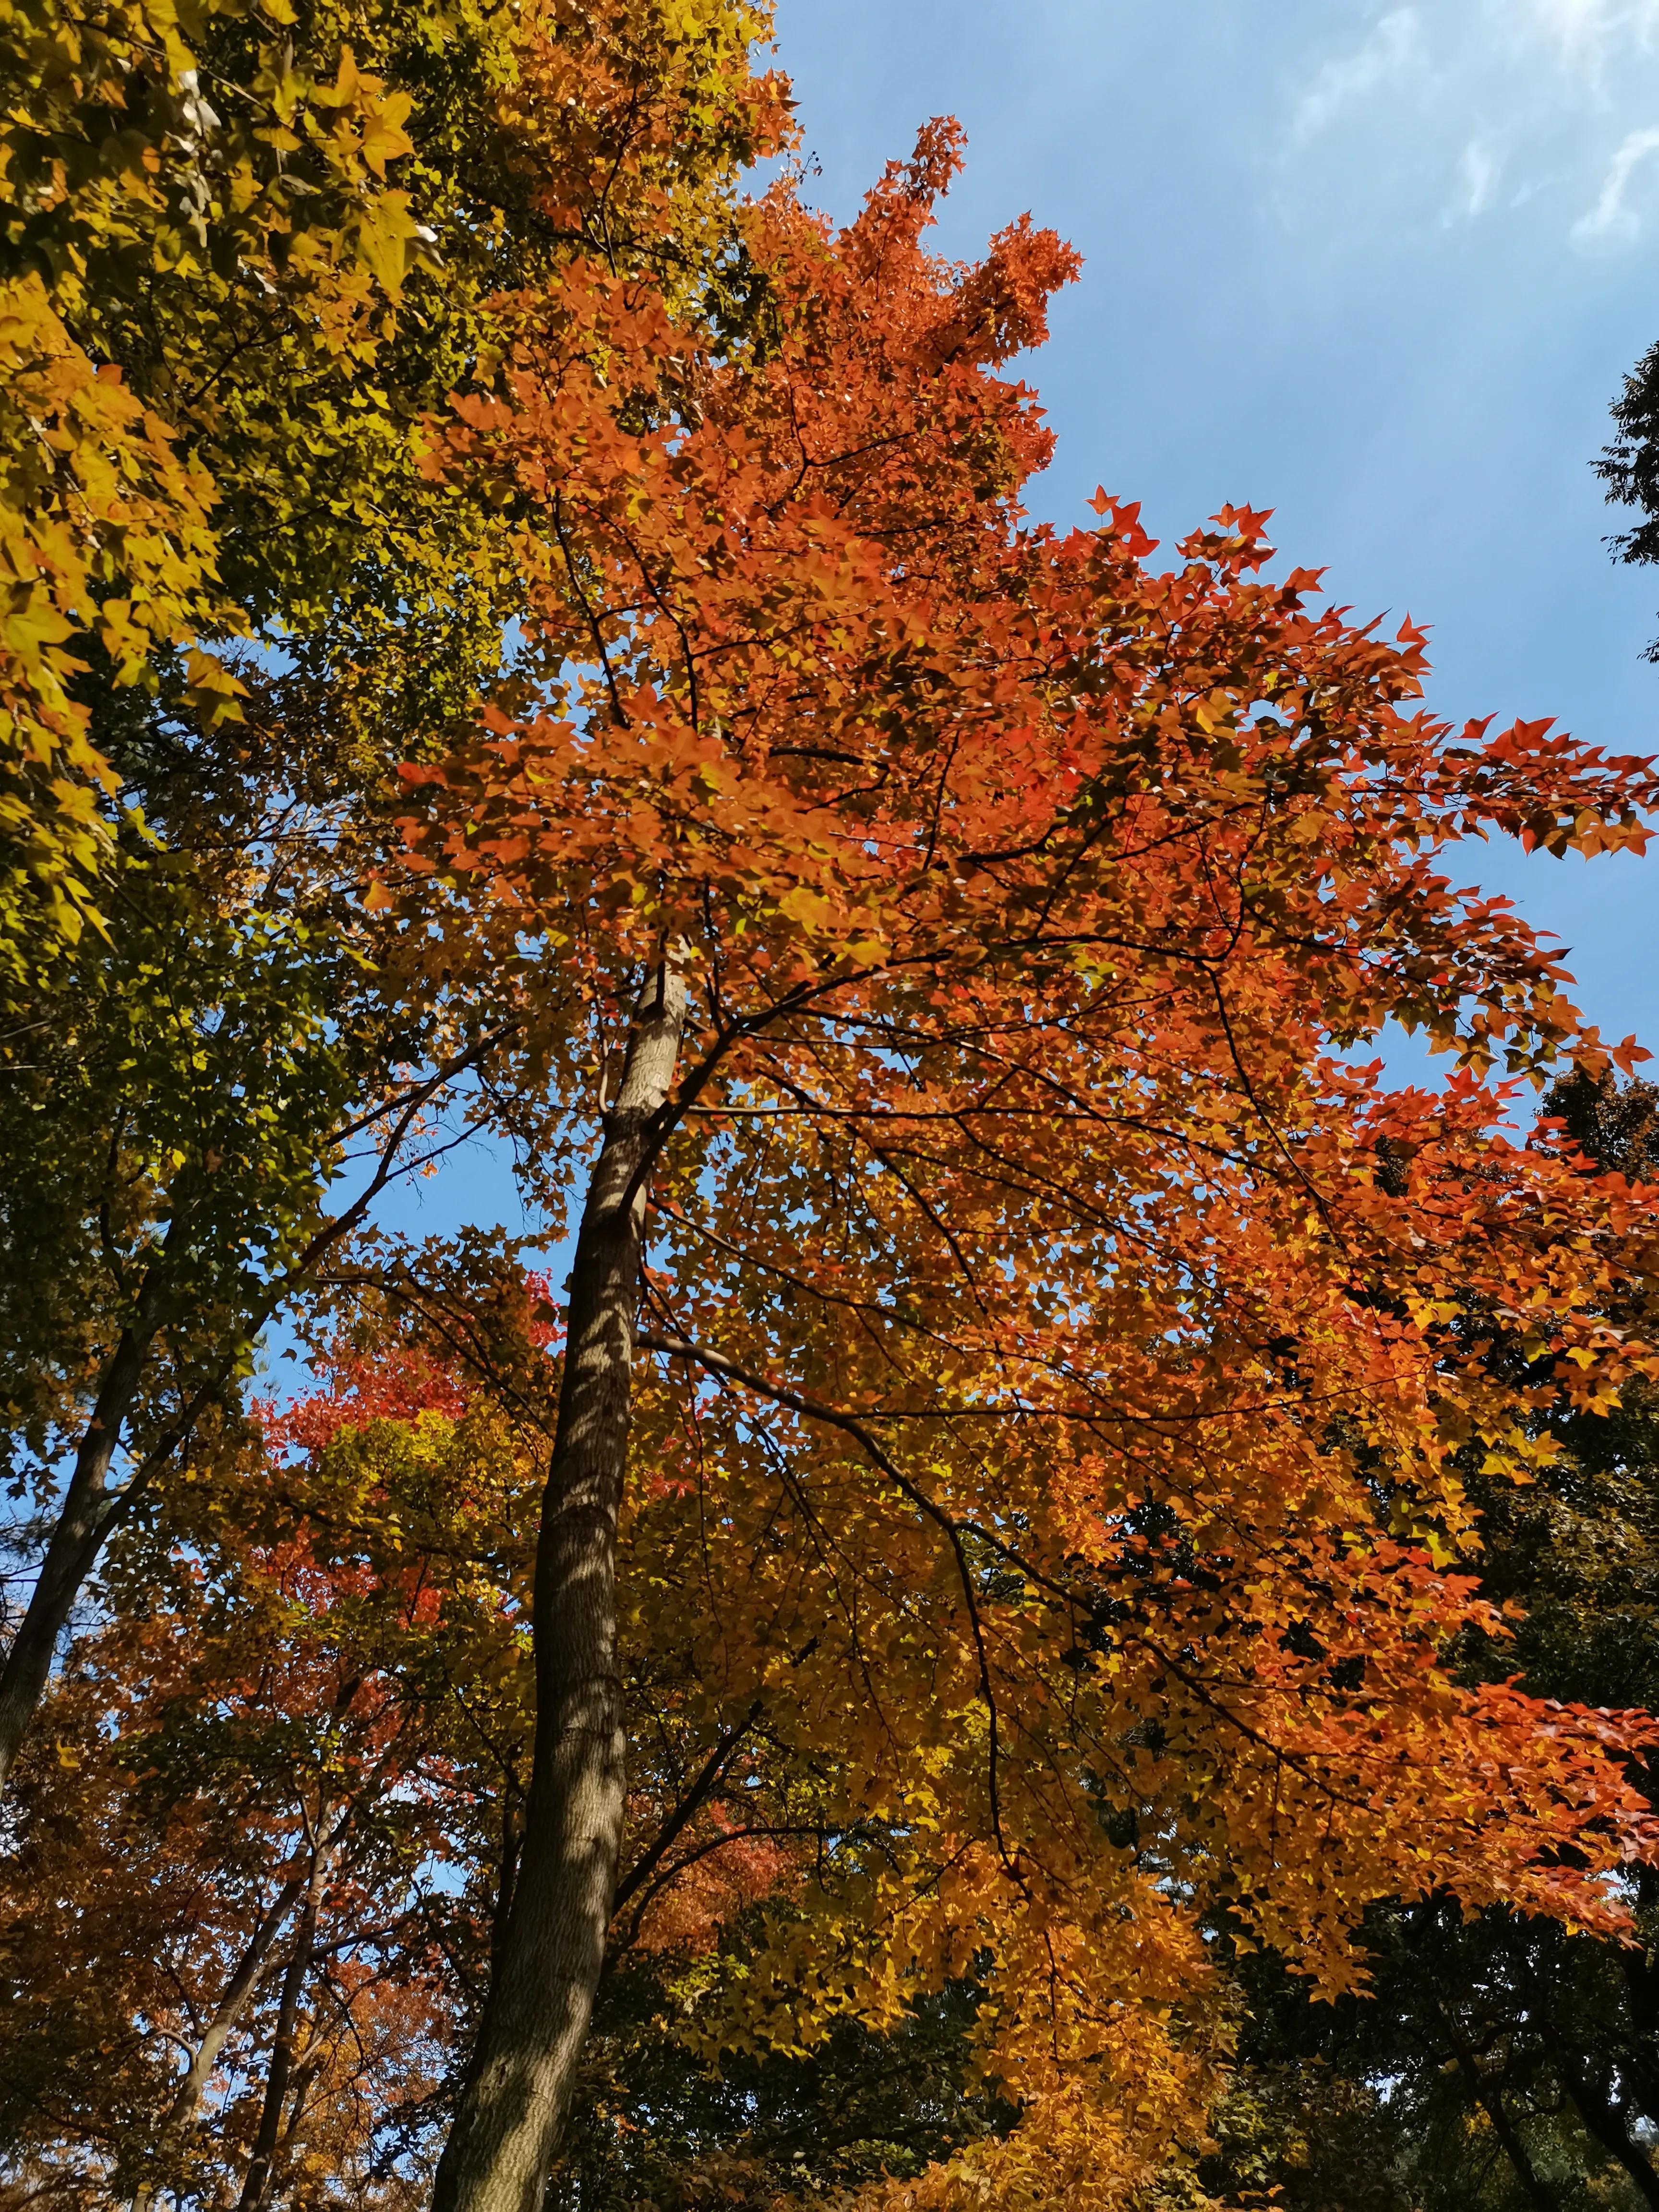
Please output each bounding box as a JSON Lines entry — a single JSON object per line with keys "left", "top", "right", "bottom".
{"left": 0, "top": 1319, "right": 156, "bottom": 1793}
{"left": 432, "top": 965, "right": 686, "bottom": 2212}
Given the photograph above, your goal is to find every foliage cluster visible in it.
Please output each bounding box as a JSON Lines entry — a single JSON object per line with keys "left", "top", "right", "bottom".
{"left": 6, "top": 6, "right": 1659, "bottom": 2212}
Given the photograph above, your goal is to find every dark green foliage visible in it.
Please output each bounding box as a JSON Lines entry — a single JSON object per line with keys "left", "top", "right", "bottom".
{"left": 1602, "top": 340, "right": 1659, "bottom": 660}
{"left": 547, "top": 1964, "right": 1015, "bottom": 2212}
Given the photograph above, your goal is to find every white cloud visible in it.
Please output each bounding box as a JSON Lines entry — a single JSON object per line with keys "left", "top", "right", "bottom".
{"left": 1450, "top": 137, "right": 1501, "bottom": 217}
{"left": 1293, "top": 10, "right": 1426, "bottom": 142}
{"left": 1524, "top": 0, "right": 1659, "bottom": 73}
{"left": 1276, "top": 2, "right": 1659, "bottom": 260}
{"left": 1572, "top": 121, "right": 1659, "bottom": 240}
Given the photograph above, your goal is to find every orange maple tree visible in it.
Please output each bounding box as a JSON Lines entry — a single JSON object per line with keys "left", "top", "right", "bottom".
{"left": 0, "top": 1416, "right": 478, "bottom": 2212}
{"left": 0, "top": 1264, "right": 832, "bottom": 2212}
{"left": 388, "top": 122, "right": 1659, "bottom": 2210}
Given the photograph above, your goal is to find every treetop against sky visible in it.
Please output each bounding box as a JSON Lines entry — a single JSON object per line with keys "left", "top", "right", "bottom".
{"left": 776, "top": 0, "right": 1659, "bottom": 1058}
{"left": 9, "top": 6, "right": 1659, "bottom": 2211}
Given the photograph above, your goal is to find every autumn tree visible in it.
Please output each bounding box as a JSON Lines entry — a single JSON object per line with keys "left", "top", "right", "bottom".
{"left": 0, "top": 1244, "right": 839, "bottom": 2212}
{"left": 0, "top": 0, "right": 788, "bottom": 1794}
{"left": 0, "top": 1305, "right": 540, "bottom": 2212}
{"left": 1199, "top": 1070, "right": 1659, "bottom": 2212}
{"left": 12, "top": 32, "right": 1659, "bottom": 2212}
{"left": 383, "top": 122, "right": 1659, "bottom": 2211}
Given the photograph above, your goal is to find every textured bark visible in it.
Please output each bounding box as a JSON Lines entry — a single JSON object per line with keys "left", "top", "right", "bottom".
{"left": 431, "top": 966, "right": 686, "bottom": 2212}
{"left": 0, "top": 1320, "right": 155, "bottom": 1794}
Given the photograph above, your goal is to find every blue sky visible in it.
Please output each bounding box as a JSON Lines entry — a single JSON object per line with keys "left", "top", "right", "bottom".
{"left": 774, "top": 0, "right": 1659, "bottom": 1059}
{"left": 371, "top": 1, "right": 1659, "bottom": 1254}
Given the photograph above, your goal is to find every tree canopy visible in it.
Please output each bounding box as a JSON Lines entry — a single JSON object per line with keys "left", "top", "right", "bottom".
{"left": 0, "top": 0, "right": 784, "bottom": 1797}
{"left": 5, "top": 10, "right": 1659, "bottom": 2212}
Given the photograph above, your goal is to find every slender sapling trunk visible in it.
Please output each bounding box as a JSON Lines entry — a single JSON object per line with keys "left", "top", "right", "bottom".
{"left": 0, "top": 1321, "right": 157, "bottom": 1793}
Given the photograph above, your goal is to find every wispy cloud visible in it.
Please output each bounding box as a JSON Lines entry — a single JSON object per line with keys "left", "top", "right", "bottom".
{"left": 1572, "top": 121, "right": 1659, "bottom": 240}
{"left": 1449, "top": 137, "right": 1501, "bottom": 217}
{"left": 1293, "top": 10, "right": 1425, "bottom": 142}
{"left": 1279, "top": 4, "right": 1659, "bottom": 257}
{"left": 1524, "top": 0, "right": 1659, "bottom": 73}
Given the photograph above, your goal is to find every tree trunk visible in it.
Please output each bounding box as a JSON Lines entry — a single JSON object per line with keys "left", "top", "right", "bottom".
{"left": 1433, "top": 2003, "right": 1554, "bottom": 2212}
{"left": 431, "top": 965, "right": 686, "bottom": 2212}
{"left": 1552, "top": 2047, "right": 1659, "bottom": 2210}
{"left": 238, "top": 1832, "right": 330, "bottom": 2212}
{"left": 130, "top": 1875, "right": 303, "bottom": 2212}
{"left": 0, "top": 1320, "right": 156, "bottom": 1793}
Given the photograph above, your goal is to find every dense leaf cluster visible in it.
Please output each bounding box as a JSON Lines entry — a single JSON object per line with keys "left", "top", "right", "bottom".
{"left": 5, "top": 8, "right": 1659, "bottom": 2212}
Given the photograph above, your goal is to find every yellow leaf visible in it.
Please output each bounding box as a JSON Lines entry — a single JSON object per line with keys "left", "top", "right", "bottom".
{"left": 360, "top": 92, "right": 415, "bottom": 179}
{"left": 352, "top": 194, "right": 419, "bottom": 300}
